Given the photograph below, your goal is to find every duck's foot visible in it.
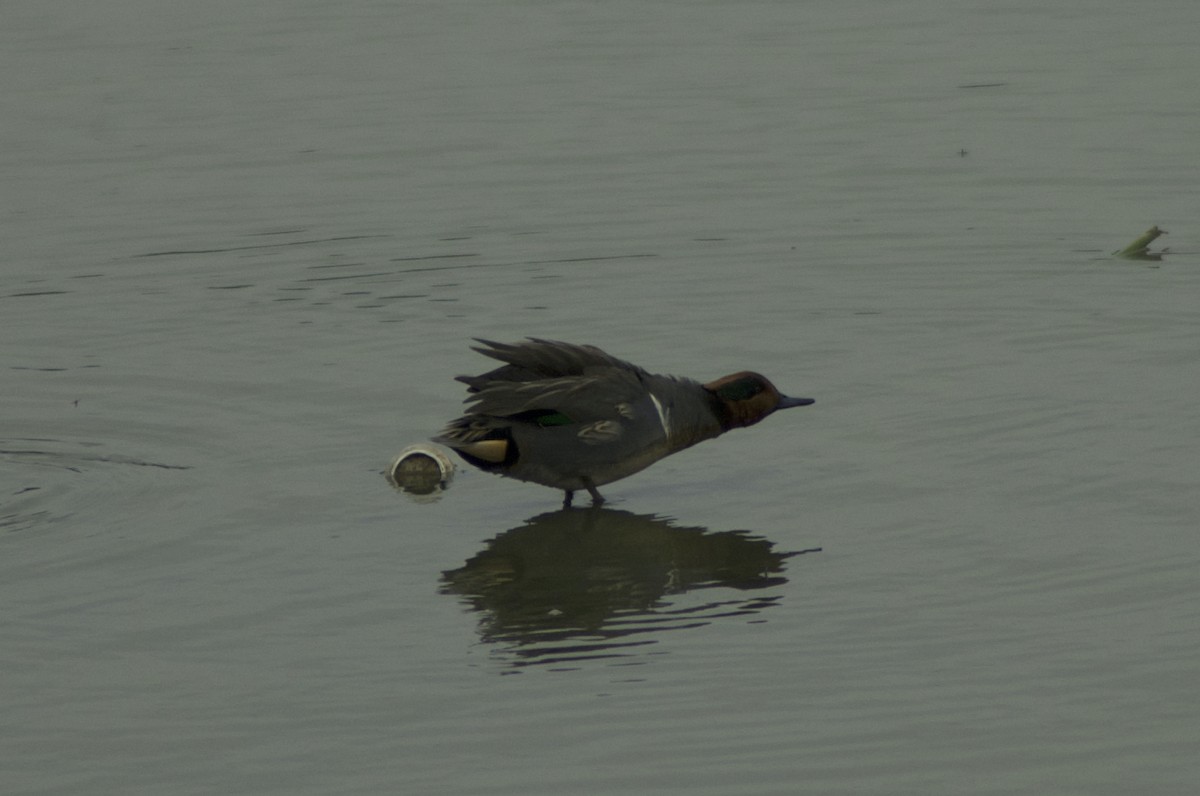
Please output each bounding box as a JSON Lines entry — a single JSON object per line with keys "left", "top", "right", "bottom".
{"left": 582, "top": 478, "right": 605, "bottom": 506}
{"left": 562, "top": 490, "right": 574, "bottom": 508}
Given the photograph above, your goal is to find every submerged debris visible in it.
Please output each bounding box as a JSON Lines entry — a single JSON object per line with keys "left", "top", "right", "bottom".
{"left": 1115, "top": 226, "right": 1168, "bottom": 261}
{"left": 388, "top": 444, "right": 455, "bottom": 501}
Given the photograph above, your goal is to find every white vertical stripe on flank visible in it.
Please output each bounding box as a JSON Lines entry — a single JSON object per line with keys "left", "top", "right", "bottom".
{"left": 649, "top": 393, "right": 671, "bottom": 439}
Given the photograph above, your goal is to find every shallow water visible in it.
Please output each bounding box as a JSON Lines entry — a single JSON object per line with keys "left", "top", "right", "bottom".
{"left": 4, "top": 1, "right": 1199, "bottom": 793}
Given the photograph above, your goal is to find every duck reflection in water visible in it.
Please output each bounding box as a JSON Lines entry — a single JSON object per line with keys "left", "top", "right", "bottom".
{"left": 440, "top": 508, "right": 820, "bottom": 669}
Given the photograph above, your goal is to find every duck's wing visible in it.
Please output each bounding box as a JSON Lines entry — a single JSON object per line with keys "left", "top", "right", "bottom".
{"left": 462, "top": 367, "right": 646, "bottom": 424}
{"left": 435, "top": 365, "right": 659, "bottom": 452}
{"left": 455, "top": 338, "right": 645, "bottom": 391}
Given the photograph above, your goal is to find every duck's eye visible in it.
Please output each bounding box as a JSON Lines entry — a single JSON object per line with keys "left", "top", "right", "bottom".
{"left": 716, "top": 377, "right": 765, "bottom": 402}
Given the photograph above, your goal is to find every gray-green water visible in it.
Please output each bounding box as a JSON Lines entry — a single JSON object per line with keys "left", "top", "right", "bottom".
{"left": 4, "top": 1, "right": 1199, "bottom": 793}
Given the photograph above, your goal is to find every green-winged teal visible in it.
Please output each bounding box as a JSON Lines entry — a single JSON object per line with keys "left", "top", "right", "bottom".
{"left": 434, "top": 338, "right": 814, "bottom": 506}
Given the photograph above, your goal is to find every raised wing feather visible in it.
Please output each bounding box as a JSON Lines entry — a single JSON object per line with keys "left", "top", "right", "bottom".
{"left": 437, "top": 339, "right": 665, "bottom": 451}
{"left": 456, "top": 338, "right": 646, "bottom": 391}
{"left": 463, "top": 368, "right": 647, "bottom": 421}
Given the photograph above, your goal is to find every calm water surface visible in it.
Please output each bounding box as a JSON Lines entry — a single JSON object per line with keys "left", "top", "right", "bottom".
{"left": 4, "top": 1, "right": 1199, "bottom": 793}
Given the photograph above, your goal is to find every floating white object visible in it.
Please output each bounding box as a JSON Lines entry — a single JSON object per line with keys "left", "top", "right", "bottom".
{"left": 387, "top": 443, "right": 455, "bottom": 500}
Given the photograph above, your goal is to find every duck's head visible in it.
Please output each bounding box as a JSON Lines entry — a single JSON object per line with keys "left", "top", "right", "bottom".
{"left": 704, "top": 371, "right": 814, "bottom": 430}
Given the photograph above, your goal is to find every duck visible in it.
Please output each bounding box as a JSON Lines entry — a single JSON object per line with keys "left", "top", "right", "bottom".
{"left": 433, "top": 338, "right": 815, "bottom": 506}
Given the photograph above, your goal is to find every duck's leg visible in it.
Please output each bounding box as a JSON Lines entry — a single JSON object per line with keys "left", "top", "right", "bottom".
{"left": 581, "top": 477, "right": 605, "bottom": 506}
{"left": 562, "top": 490, "right": 574, "bottom": 508}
